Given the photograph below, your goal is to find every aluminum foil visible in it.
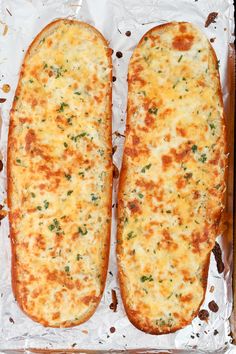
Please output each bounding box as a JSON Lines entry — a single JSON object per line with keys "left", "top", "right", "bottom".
{"left": 0, "top": 0, "right": 235, "bottom": 352}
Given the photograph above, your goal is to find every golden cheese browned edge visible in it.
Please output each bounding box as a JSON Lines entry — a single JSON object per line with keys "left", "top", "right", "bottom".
{"left": 117, "top": 22, "right": 227, "bottom": 335}
{"left": 7, "top": 19, "right": 112, "bottom": 327}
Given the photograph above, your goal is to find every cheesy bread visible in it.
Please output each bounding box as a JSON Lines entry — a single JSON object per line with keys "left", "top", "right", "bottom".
{"left": 7, "top": 19, "right": 112, "bottom": 327}
{"left": 117, "top": 22, "right": 226, "bottom": 334}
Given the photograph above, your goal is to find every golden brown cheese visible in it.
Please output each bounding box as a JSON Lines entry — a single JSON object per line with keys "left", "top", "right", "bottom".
{"left": 7, "top": 19, "right": 112, "bottom": 327}
{"left": 117, "top": 22, "right": 226, "bottom": 334}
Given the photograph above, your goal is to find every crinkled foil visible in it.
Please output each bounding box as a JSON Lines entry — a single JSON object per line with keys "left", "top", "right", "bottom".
{"left": 0, "top": 0, "right": 235, "bottom": 352}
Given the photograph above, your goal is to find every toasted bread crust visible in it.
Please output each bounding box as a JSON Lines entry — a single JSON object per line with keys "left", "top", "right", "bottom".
{"left": 7, "top": 19, "right": 112, "bottom": 327}
{"left": 117, "top": 22, "right": 227, "bottom": 334}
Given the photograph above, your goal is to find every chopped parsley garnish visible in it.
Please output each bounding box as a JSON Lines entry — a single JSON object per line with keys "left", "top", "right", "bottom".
{"left": 173, "top": 79, "right": 180, "bottom": 89}
{"left": 16, "top": 159, "right": 21, "bottom": 164}
{"left": 156, "top": 318, "right": 166, "bottom": 327}
{"left": 140, "top": 275, "right": 154, "bottom": 283}
{"left": 64, "top": 142, "right": 68, "bottom": 148}
{"left": 67, "top": 117, "right": 73, "bottom": 125}
{"left": 58, "top": 102, "right": 69, "bottom": 112}
{"left": 31, "top": 192, "right": 36, "bottom": 198}
{"left": 43, "top": 63, "right": 48, "bottom": 69}
{"left": 70, "top": 132, "right": 88, "bottom": 142}
{"left": 191, "top": 145, "right": 197, "bottom": 153}
{"left": 29, "top": 79, "right": 34, "bottom": 83}
{"left": 209, "top": 123, "right": 216, "bottom": 135}
{"left": 64, "top": 266, "right": 70, "bottom": 272}
{"left": 138, "top": 90, "right": 146, "bottom": 96}
{"left": 65, "top": 174, "right": 71, "bottom": 181}
{"left": 138, "top": 193, "right": 144, "bottom": 198}
{"left": 91, "top": 193, "right": 99, "bottom": 201}
{"left": 98, "top": 149, "right": 105, "bottom": 157}
{"left": 67, "top": 190, "right": 73, "bottom": 196}
{"left": 127, "top": 231, "right": 137, "bottom": 240}
{"left": 36, "top": 206, "right": 42, "bottom": 211}
{"left": 148, "top": 107, "right": 158, "bottom": 115}
{"left": 178, "top": 55, "right": 183, "bottom": 62}
{"left": 199, "top": 154, "right": 207, "bottom": 163}
{"left": 78, "top": 226, "right": 88, "bottom": 235}
{"left": 78, "top": 132, "right": 87, "bottom": 137}
{"left": 51, "top": 65, "right": 67, "bottom": 79}
{"left": 48, "top": 218, "right": 63, "bottom": 234}
{"left": 74, "top": 91, "right": 81, "bottom": 95}
{"left": 76, "top": 254, "right": 83, "bottom": 260}
{"left": 141, "top": 163, "right": 152, "bottom": 173}
{"left": 144, "top": 37, "right": 148, "bottom": 41}
{"left": 184, "top": 172, "right": 193, "bottom": 180}
{"left": 78, "top": 171, "right": 85, "bottom": 177}
{"left": 44, "top": 200, "right": 49, "bottom": 209}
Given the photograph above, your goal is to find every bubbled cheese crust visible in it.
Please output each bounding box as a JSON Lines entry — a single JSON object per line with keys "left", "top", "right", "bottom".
{"left": 7, "top": 19, "right": 112, "bottom": 327}
{"left": 117, "top": 22, "right": 226, "bottom": 334}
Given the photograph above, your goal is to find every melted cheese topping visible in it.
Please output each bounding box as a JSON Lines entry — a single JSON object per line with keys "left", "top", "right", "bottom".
{"left": 117, "top": 22, "right": 226, "bottom": 334}
{"left": 8, "top": 20, "right": 112, "bottom": 327}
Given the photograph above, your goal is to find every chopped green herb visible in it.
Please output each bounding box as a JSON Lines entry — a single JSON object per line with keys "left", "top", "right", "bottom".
{"left": 16, "top": 159, "right": 21, "bottom": 164}
{"left": 199, "top": 154, "right": 207, "bottom": 163}
{"left": 191, "top": 145, "right": 198, "bottom": 153}
{"left": 141, "top": 163, "right": 152, "bottom": 173}
{"left": 138, "top": 90, "right": 146, "bottom": 96}
{"left": 65, "top": 266, "right": 70, "bottom": 272}
{"left": 67, "top": 190, "right": 73, "bottom": 196}
{"left": 65, "top": 174, "right": 71, "bottom": 181}
{"left": 184, "top": 172, "right": 193, "bottom": 180}
{"left": 67, "top": 117, "right": 73, "bottom": 125}
{"left": 98, "top": 149, "right": 104, "bottom": 156}
{"left": 36, "top": 206, "right": 42, "bottom": 211}
{"left": 173, "top": 79, "right": 179, "bottom": 89}
{"left": 78, "top": 171, "right": 85, "bottom": 177}
{"left": 78, "top": 226, "right": 88, "bottom": 235}
{"left": 144, "top": 37, "right": 148, "bottom": 41}
{"left": 148, "top": 107, "right": 158, "bottom": 115}
{"left": 91, "top": 193, "right": 99, "bottom": 202}
{"left": 58, "top": 102, "right": 69, "bottom": 112}
{"left": 29, "top": 79, "right": 34, "bottom": 83}
{"left": 138, "top": 193, "right": 144, "bottom": 199}
{"left": 209, "top": 123, "right": 216, "bottom": 130}
{"left": 156, "top": 318, "right": 166, "bottom": 326}
{"left": 127, "top": 231, "right": 137, "bottom": 240}
{"left": 215, "top": 184, "right": 221, "bottom": 190}
{"left": 48, "top": 218, "right": 63, "bottom": 234}
{"left": 76, "top": 254, "right": 83, "bottom": 260}
{"left": 31, "top": 192, "right": 36, "bottom": 198}
{"left": 70, "top": 132, "right": 88, "bottom": 142}
{"left": 74, "top": 91, "right": 81, "bottom": 95}
{"left": 140, "top": 275, "right": 154, "bottom": 283}
{"left": 178, "top": 55, "right": 183, "bottom": 62}
{"left": 64, "top": 142, "right": 68, "bottom": 148}
{"left": 44, "top": 200, "right": 49, "bottom": 209}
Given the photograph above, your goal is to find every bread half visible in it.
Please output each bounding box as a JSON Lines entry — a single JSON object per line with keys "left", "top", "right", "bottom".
{"left": 7, "top": 19, "right": 112, "bottom": 327}
{"left": 117, "top": 22, "right": 226, "bottom": 334}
